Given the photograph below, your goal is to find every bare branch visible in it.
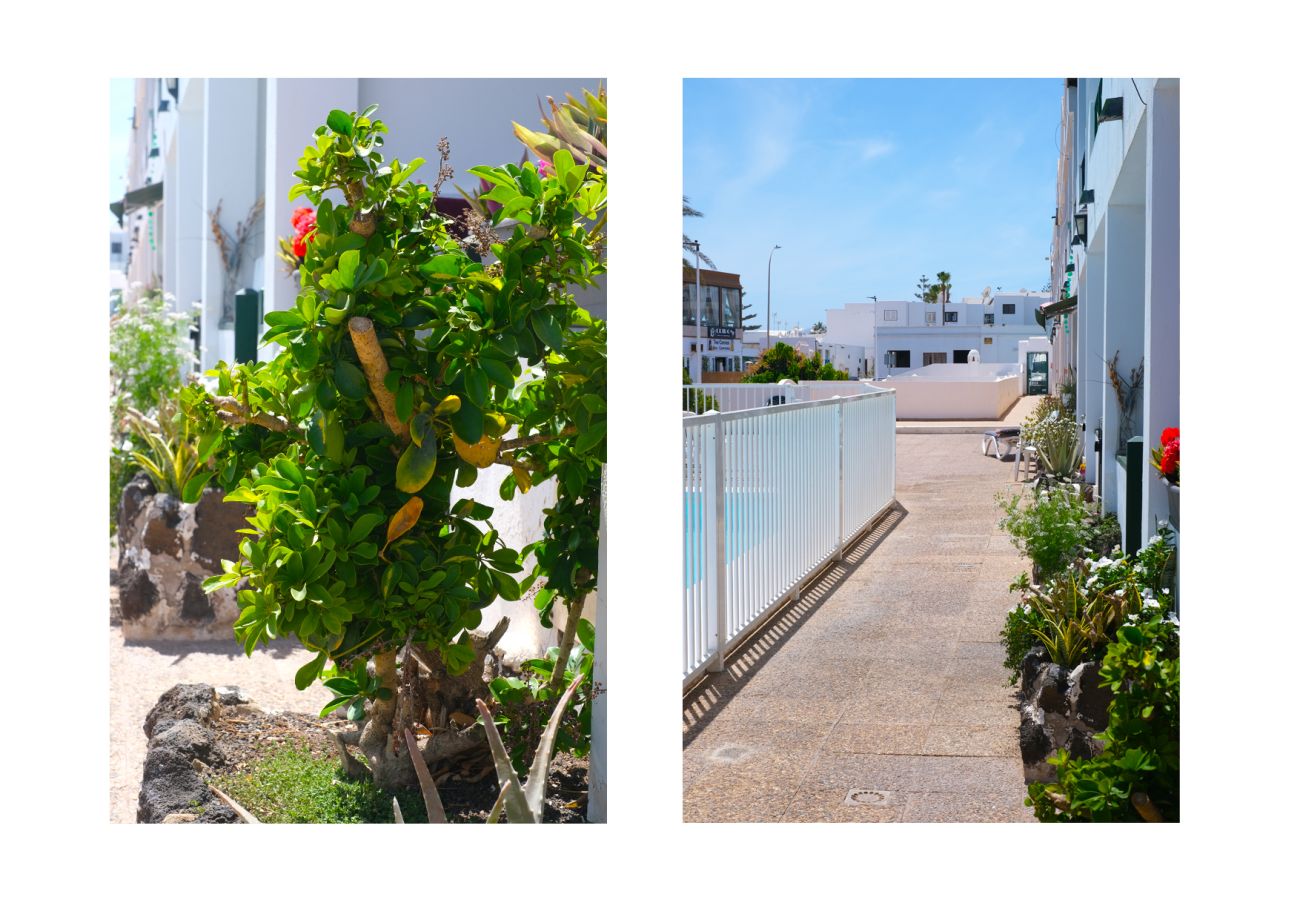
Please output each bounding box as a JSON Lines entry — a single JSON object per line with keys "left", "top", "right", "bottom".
{"left": 348, "top": 317, "right": 408, "bottom": 440}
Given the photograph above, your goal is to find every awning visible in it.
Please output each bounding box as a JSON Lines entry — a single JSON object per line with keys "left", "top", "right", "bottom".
{"left": 110, "top": 181, "right": 164, "bottom": 226}
{"left": 1041, "top": 296, "right": 1077, "bottom": 317}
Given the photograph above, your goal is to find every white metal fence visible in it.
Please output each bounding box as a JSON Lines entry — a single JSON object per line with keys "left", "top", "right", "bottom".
{"left": 683, "top": 387, "right": 897, "bottom": 685}
{"left": 682, "top": 380, "right": 877, "bottom": 415}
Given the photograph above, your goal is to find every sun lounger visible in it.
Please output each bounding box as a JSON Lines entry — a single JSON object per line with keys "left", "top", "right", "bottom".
{"left": 982, "top": 427, "right": 1020, "bottom": 459}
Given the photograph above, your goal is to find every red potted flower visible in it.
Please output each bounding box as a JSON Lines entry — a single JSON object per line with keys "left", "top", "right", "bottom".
{"left": 1150, "top": 426, "right": 1179, "bottom": 528}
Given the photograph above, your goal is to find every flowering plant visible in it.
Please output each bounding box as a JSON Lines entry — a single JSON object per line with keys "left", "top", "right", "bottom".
{"left": 275, "top": 205, "right": 318, "bottom": 273}
{"left": 1150, "top": 427, "right": 1179, "bottom": 485}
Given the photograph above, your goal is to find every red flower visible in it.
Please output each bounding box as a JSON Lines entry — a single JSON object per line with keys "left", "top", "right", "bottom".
{"left": 291, "top": 232, "right": 309, "bottom": 258}
{"left": 1161, "top": 427, "right": 1179, "bottom": 447}
{"left": 291, "top": 207, "right": 316, "bottom": 234}
{"left": 1159, "top": 437, "right": 1179, "bottom": 477}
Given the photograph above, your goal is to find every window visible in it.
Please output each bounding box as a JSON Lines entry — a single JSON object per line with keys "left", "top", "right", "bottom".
{"left": 923, "top": 351, "right": 946, "bottom": 366}
{"left": 925, "top": 311, "right": 936, "bottom": 324}
{"left": 983, "top": 313, "right": 994, "bottom": 325}
{"left": 888, "top": 350, "right": 911, "bottom": 369}
{"left": 721, "top": 287, "right": 742, "bottom": 328}
{"left": 944, "top": 311, "right": 958, "bottom": 323}
{"left": 983, "top": 337, "right": 993, "bottom": 345}
{"left": 111, "top": 241, "right": 122, "bottom": 254}
{"left": 1002, "top": 303, "right": 1016, "bottom": 315}
{"left": 953, "top": 349, "right": 971, "bottom": 364}
{"left": 882, "top": 309, "right": 898, "bottom": 322}
{"left": 682, "top": 283, "right": 697, "bottom": 325}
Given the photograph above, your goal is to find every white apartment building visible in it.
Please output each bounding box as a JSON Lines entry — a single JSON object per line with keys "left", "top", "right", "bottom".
{"left": 1043, "top": 77, "right": 1179, "bottom": 553}
{"left": 825, "top": 293, "right": 1049, "bottom": 379}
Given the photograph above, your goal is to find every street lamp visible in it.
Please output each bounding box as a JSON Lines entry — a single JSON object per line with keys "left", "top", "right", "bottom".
{"left": 766, "top": 244, "right": 782, "bottom": 351}
{"left": 686, "top": 240, "right": 703, "bottom": 382}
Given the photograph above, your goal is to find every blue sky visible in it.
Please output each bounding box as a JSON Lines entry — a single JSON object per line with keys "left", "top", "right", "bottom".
{"left": 683, "top": 78, "right": 1063, "bottom": 331}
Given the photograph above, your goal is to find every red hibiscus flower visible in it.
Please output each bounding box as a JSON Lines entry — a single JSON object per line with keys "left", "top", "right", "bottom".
{"left": 1161, "top": 427, "right": 1179, "bottom": 447}
{"left": 291, "top": 207, "right": 316, "bottom": 234}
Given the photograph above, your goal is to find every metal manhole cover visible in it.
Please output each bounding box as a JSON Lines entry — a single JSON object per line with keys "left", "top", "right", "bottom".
{"left": 844, "top": 789, "right": 892, "bottom": 807}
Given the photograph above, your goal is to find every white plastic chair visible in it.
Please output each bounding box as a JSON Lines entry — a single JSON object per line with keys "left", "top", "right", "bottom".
{"left": 1014, "top": 443, "right": 1038, "bottom": 481}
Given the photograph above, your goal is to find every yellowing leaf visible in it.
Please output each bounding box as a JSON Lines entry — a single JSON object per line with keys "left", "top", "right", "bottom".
{"left": 382, "top": 496, "right": 424, "bottom": 559}
{"left": 453, "top": 433, "right": 501, "bottom": 468}
{"left": 483, "top": 411, "right": 508, "bottom": 439}
{"left": 434, "top": 394, "right": 461, "bottom": 415}
{"left": 510, "top": 462, "right": 532, "bottom": 494}
{"left": 395, "top": 439, "right": 438, "bottom": 493}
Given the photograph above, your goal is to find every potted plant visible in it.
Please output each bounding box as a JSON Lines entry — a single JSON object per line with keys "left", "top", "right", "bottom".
{"left": 1150, "top": 427, "right": 1179, "bottom": 529}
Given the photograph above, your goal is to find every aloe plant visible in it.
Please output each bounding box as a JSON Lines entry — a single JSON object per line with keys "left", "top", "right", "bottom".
{"left": 1037, "top": 424, "right": 1082, "bottom": 479}
{"left": 476, "top": 673, "right": 586, "bottom": 823}
{"left": 513, "top": 88, "right": 607, "bottom": 170}
{"left": 124, "top": 396, "right": 222, "bottom": 503}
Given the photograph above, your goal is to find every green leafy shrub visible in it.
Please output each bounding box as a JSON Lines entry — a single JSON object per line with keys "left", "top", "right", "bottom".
{"left": 194, "top": 103, "right": 606, "bottom": 789}
{"left": 1019, "top": 395, "right": 1070, "bottom": 448}
{"left": 741, "top": 341, "right": 847, "bottom": 383}
{"left": 1085, "top": 512, "right": 1121, "bottom": 558}
{"left": 1027, "top": 617, "right": 1179, "bottom": 821}
{"left": 488, "top": 621, "right": 594, "bottom": 776}
{"left": 997, "top": 486, "right": 1092, "bottom": 581}
{"left": 109, "top": 289, "right": 196, "bottom": 533}
{"left": 1000, "top": 600, "right": 1047, "bottom": 686}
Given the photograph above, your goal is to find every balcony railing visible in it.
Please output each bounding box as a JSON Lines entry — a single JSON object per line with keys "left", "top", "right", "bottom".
{"left": 683, "top": 388, "right": 897, "bottom": 685}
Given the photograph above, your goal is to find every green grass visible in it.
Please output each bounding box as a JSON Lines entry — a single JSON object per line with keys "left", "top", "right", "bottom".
{"left": 212, "top": 744, "right": 428, "bottom": 824}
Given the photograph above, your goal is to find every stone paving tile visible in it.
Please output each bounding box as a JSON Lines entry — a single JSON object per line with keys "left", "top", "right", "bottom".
{"left": 902, "top": 791, "right": 1036, "bottom": 823}
{"left": 921, "top": 724, "right": 1020, "bottom": 757}
{"left": 826, "top": 722, "right": 928, "bottom": 755}
{"left": 710, "top": 693, "right": 849, "bottom": 728}
{"left": 839, "top": 692, "right": 941, "bottom": 726}
{"left": 906, "top": 754, "right": 1027, "bottom": 794}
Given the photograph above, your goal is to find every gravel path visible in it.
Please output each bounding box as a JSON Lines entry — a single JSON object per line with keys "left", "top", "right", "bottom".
{"left": 109, "top": 624, "right": 334, "bottom": 823}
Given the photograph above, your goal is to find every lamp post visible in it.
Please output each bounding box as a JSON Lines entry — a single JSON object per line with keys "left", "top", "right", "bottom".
{"left": 687, "top": 240, "right": 703, "bottom": 382}
{"left": 766, "top": 244, "right": 782, "bottom": 351}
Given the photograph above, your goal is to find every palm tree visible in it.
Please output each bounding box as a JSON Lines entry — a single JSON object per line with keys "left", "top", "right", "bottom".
{"left": 683, "top": 196, "right": 715, "bottom": 270}
{"left": 935, "top": 271, "right": 952, "bottom": 325}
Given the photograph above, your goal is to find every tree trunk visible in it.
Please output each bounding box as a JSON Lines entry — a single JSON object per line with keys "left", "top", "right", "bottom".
{"left": 547, "top": 598, "right": 585, "bottom": 693}
{"left": 338, "top": 620, "right": 511, "bottom": 791}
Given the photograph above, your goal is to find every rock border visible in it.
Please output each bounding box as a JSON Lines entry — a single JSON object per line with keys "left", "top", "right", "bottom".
{"left": 137, "top": 683, "right": 249, "bottom": 823}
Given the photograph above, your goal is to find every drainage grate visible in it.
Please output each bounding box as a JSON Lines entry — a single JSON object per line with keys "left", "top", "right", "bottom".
{"left": 844, "top": 789, "right": 892, "bottom": 807}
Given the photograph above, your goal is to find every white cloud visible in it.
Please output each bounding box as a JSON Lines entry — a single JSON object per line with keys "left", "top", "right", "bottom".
{"left": 860, "top": 138, "right": 896, "bottom": 162}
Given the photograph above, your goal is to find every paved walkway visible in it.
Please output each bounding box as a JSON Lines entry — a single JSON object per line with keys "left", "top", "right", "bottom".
{"left": 683, "top": 432, "right": 1035, "bottom": 822}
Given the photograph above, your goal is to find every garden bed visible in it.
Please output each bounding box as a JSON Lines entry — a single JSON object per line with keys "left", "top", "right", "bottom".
{"left": 209, "top": 706, "right": 589, "bottom": 823}
{"left": 140, "top": 684, "right": 587, "bottom": 824}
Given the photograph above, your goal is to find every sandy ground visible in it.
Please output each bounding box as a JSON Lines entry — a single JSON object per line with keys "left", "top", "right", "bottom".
{"left": 108, "top": 624, "right": 335, "bottom": 823}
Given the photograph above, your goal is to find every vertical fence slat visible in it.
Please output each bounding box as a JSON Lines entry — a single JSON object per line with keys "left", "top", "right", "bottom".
{"left": 682, "top": 388, "right": 898, "bottom": 684}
